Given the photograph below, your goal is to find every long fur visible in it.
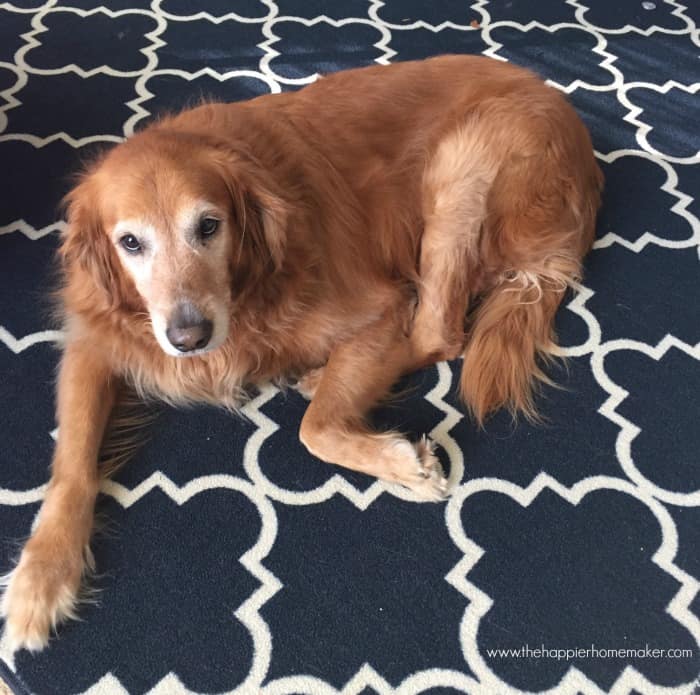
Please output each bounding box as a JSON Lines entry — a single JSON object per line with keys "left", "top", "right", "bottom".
{"left": 98, "top": 386, "right": 158, "bottom": 478}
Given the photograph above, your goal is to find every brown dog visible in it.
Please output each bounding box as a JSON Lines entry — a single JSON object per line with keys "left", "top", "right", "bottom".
{"left": 1, "top": 55, "right": 602, "bottom": 650}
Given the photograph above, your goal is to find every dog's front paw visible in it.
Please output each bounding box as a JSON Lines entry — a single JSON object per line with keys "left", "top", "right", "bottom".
{"left": 1, "top": 536, "right": 86, "bottom": 652}
{"left": 389, "top": 436, "right": 449, "bottom": 502}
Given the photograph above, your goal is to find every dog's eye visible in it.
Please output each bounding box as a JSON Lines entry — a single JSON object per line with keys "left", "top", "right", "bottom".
{"left": 119, "top": 234, "right": 142, "bottom": 253}
{"left": 198, "top": 217, "right": 219, "bottom": 239}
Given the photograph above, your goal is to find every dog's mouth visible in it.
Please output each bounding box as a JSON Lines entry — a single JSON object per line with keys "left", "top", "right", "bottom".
{"left": 164, "top": 342, "right": 219, "bottom": 358}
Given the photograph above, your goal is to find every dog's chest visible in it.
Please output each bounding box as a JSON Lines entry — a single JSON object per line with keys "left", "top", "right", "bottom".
{"left": 119, "top": 297, "right": 377, "bottom": 407}
{"left": 122, "top": 329, "right": 331, "bottom": 409}
{"left": 119, "top": 342, "right": 248, "bottom": 408}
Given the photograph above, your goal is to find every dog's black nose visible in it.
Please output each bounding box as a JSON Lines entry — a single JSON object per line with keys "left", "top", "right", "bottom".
{"left": 166, "top": 302, "right": 213, "bottom": 353}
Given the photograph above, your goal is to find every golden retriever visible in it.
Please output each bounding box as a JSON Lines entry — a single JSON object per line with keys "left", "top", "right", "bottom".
{"left": 1, "top": 54, "right": 602, "bottom": 650}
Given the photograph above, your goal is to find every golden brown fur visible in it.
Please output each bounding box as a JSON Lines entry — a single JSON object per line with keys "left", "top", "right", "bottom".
{"left": 1, "top": 55, "right": 602, "bottom": 650}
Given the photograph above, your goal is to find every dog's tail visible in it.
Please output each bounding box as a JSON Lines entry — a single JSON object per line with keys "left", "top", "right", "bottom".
{"left": 460, "top": 254, "right": 582, "bottom": 424}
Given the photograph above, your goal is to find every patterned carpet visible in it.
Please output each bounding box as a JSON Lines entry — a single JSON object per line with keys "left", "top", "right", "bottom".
{"left": 1, "top": 1, "right": 699, "bottom": 694}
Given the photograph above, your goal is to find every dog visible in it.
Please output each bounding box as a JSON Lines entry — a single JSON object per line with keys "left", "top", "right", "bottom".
{"left": 1, "top": 54, "right": 602, "bottom": 650}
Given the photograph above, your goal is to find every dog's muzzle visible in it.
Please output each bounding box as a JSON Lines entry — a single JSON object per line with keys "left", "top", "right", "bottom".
{"left": 166, "top": 301, "right": 213, "bottom": 353}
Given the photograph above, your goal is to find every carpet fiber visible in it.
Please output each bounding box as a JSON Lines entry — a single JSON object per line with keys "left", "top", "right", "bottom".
{"left": 1, "top": 1, "right": 699, "bottom": 694}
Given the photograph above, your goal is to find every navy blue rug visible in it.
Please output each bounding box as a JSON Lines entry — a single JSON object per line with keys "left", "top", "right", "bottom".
{"left": 1, "top": 1, "right": 699, "bottom": 694}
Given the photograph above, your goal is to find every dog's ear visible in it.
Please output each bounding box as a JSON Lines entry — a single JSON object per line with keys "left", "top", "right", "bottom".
{"left": 218, "top": 152, "right": 291, "bottom": 271}
{"left": 59, "top": 177, "right": 128, "bottom": 310}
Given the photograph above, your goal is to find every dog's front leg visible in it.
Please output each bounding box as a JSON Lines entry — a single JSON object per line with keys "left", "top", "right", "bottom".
{"left": 1, "top": 339, "right": 115, "bottom": 651}
{"left": 298, "top": 313, "right": 448, "bottom": 501}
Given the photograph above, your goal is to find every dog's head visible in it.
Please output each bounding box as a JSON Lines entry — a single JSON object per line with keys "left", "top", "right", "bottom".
{"left": 61, "top": 127, "right": 290, "bottom": 357}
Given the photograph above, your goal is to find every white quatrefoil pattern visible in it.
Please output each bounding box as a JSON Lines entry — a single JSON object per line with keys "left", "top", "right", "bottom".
{"left": 1, "top": 1, "right": 699, "bottom": 694}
